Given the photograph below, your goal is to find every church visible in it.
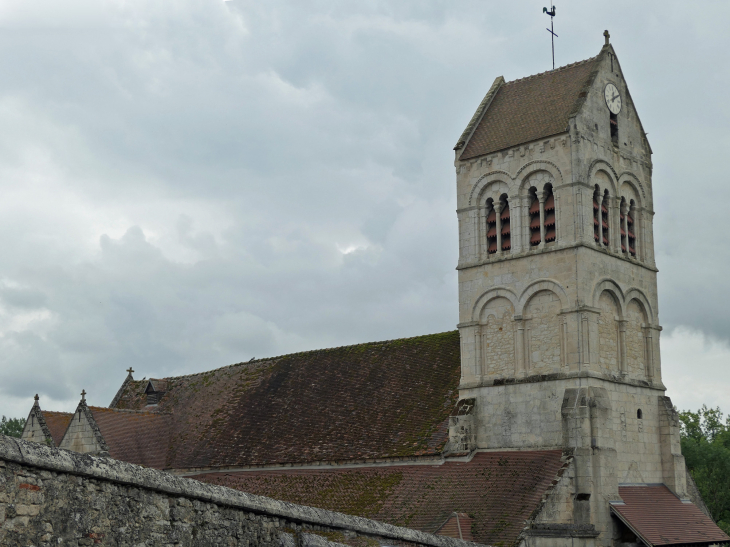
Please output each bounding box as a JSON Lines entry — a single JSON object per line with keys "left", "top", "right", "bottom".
{"left": 21, "top": 33, "right": 730, "bottom": 547}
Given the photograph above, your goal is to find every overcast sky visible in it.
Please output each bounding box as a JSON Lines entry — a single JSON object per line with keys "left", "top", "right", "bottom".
{"left": 0, "top": 0, "right": 728, "bottom": 420}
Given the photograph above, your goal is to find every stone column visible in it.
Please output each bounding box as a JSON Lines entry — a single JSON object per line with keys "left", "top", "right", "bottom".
{"left": 649, "top": 325, "right": 662, "bottom": 382}
{"left": 538, "top": 193, "right": 546, "bottom": 247}
{"left": 474, "top": 325, "right": 483, "bottom": 379}
{"left": 510, "top": 194, "right": 522, "bottom": 253}
{"left": 612, "top": 196, "right": 621, "bottom": 253}
{"left": 523, "top": 196, "right": 532, "bottom": 249}
{"left": 596, "top": 194, "right": 604, "bottom": 246}
{"left": 618, "top": 319, "right": 628, "bottom": 375}
{"left": 494, "top": 203, "right": 502, "bottom": 256}
{"left": 643, "top": 326, "right": 653, "bottom": 379}
{"left": 580, "top": 313, "right": 591, "bottom": 369}
{"left": 621, "top": 201, "right": 629, "bottom": 254}
{"left": 514, "top": 316, "right": 525, "bottom": 376}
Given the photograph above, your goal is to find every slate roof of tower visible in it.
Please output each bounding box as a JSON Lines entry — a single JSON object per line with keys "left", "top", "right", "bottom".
{"left": 611, "top": 485, "right": 730, "bottom": 546}
{"left": 458, "top": 57, "right": 599, "bottom": 160}
{"left": 112, "top": 331, "right": 461, "bottom": 470}
{"left": 88, "top": 407, "right": 171, "bottom": 469}
{"left": 41, "top": 411, "right": 73, "bottom": 447}
{"left": 194, "top": 450, "right": 568, "bottom": 546}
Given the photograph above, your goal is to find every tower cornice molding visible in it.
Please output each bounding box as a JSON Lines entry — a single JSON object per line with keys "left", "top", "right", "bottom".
{"left": 458, "top": 370, "right": 666, "bottom": 392}
{"left": 456, "top": 242, "right": 659, "bottom": 272}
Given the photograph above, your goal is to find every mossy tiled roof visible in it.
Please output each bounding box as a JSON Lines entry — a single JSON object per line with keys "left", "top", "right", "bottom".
{"left": 459, "top": 57, "right": 599, "bottom": 160}
{"left": 195, "top": 451, "right": 566, "bottom": 546}
{"left": 112, "top": 331, "right": 461, "bottom": 469}
{"left": 41, "top": 411, "right": 73, "bottom": 447}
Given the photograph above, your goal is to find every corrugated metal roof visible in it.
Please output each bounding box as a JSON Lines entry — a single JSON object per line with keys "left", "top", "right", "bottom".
{"left": 612, "top": 485, "right": 730, "bottom": 546}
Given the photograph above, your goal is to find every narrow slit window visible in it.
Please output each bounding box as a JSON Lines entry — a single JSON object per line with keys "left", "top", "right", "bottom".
{"left": 627, "top": 203, "right": 636, "bottom": 257}
{"left": 610, "top": 112, "right": 618, "bottom": 143}
{"left": 529, "top": 193, "right": 541, "bottom": 246}
{"left": 544, "top": 186, "right": 556, "bottom": 243}
{"left": 500, "top": 199, "right": 511, "bottom": 252}
{"left": 593, "top": 194, "right": 600, "bottom": 243}
{"left": 486, "top": 202, "right": 497, "bottom": 255}
{"left": 637, "top": 409, "right": 643, "bottom": 419}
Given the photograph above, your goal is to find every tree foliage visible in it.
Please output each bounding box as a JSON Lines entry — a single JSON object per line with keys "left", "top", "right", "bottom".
{"left": 0, "top": 416, "right": 26, "bottom": 438}
{"left": 679, "top": 405, "right": 730, "bottom": 534}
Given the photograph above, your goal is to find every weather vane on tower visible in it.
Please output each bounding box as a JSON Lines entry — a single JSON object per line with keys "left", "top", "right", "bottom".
{"left": 543, "top": 5, "right": 557, "bottom": 70}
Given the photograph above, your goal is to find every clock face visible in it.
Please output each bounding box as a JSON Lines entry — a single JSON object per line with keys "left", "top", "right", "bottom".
{"left": 604, "top": 83, "right": 622, "bottom": 114}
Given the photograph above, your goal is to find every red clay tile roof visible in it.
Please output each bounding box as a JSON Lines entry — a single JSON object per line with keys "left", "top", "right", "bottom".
{"left": 41, "top": 411, "right": 72, "bottom": 447}
{"left": 612, "top": 485, "right": 730, "bottom": 546}
{"left": 436, "top": 513, "right": 474, "bottom": 542}
{"left": 459, "top": 57, "right": 599, "bottom": 160}
{"left": 194, "top": 450, "right": 566, "bottom": 546}
{"left": 89, "top": 407, "right": 171, "bottom": 469}
{"left": 112, "top": 331, "right": 461, "bottom": 470}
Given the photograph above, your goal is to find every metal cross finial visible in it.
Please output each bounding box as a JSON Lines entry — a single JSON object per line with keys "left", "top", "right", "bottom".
{"left": 127, "top": 367, "right": 134, "bottom": 376}
{"left": 543, "top": 5, "right": 558, "bottom": 70}
{"left": 81, "top": 389, "right": 86, "bottom": 402}
{"left": 604, "top": 30, "right": 610, "bottom": 46}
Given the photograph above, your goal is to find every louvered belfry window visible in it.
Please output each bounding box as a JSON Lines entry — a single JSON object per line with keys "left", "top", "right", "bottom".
{"left": 500, "top": 200, "right": 511, "bottom": 252}
{"left": 486, "top": 204, "right": 497, "bottom": 254}
{"left": 620, "top": 207, "right": 627, "bottom": 253}
{"left": 601, "top": 192, "right": 610, "bottom": 247}
{"left": 593, "top": 196, "right": 600, "bottom": 243}
{"left": 627, "top": 207, "right": 636, "bottom": 257}
{"left": 529, "top": 197, "right": 541, "bottom": 246}
{"left": 544, "top": 188, "right": 556, "bottom": 243}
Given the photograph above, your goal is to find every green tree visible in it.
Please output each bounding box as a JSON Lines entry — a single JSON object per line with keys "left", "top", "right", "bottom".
{"left": 0, "top": 416, "right": 26, "bottom": 438}
{"left": 679, "top": 406, "right": 730, "bottom": 534}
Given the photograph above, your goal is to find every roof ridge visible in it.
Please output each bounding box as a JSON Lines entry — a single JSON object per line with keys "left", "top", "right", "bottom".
{"left": 41, "top": 410, "right": 73, "bottom": 416}
{"left": 152, "top": 330, "right": 459, "bottom": 382}
{"left": 89, "top": 405, "right": 170, "bottom": 416}
{"left": 504, "top": 56, "right": 598, "bottom": 86}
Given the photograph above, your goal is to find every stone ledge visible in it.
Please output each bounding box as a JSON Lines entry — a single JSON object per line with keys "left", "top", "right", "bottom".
{"left": 524, "top": 524, "right": 600, "bottom": 538}
{"left": 0, "top": 435, "right": 482, "bottom": 547}
{"left": 456, "top": 241, "right": 658, "bottom": 272}
{"left": 459, "top": 370, "right": 666, "bottom": 391}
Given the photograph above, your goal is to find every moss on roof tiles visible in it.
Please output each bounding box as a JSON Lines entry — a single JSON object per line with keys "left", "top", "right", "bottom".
{"left": 112, "top": 331, "right": 461, "bottom": 468}
{"left": 197, "top": 451, "right": 565, "bottom": 546}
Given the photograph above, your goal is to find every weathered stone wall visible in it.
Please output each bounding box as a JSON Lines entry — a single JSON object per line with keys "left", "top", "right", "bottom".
{"left": 457, "top": 378, "right": 672, "bottom": 486}
{"left": 58, "top": 405, "right": 107, "bottom": 455}
{"left": 0, "top": 436, "right": 481, "bottom": 547}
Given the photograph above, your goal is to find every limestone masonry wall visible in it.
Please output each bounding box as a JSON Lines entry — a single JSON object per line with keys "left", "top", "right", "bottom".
{"left": 0, "top": 436, "right": 481, "bottom": 547}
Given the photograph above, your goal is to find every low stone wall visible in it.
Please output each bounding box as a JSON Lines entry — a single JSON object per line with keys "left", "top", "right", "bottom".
{"left": 0, "top": 435, "right": 483, "bottom": 547}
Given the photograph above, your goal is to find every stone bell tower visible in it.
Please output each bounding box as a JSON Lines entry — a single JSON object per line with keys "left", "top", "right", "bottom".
{"left": 449, "top": 33, "right": 689, "bottom": 545}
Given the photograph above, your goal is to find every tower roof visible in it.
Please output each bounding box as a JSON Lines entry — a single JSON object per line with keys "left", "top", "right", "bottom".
{"left": 456, "top": 56, "right": 600, "bottom": 160}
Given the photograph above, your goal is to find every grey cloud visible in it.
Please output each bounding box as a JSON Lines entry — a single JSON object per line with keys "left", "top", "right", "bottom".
{"left": 0, "top": 0, "right": 728, "bottom": 417}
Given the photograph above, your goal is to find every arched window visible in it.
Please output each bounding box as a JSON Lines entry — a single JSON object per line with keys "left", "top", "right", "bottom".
{"left": 529, "top": 188, "right": 541, "bottom": 246}
{"left": 628, "top": 200, "right": 637, "bottom": 257}
{"left": 500, "top": 196, "right": 511, "bottom": 253}
{"left": 544, "top": 185, "right": 556, "bottom": 243}
{"left": 486, "top": 199, "right": 497, "bottom": 255}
